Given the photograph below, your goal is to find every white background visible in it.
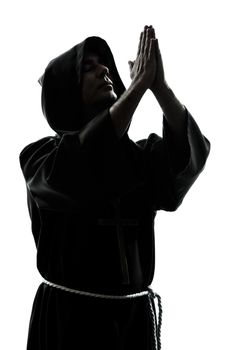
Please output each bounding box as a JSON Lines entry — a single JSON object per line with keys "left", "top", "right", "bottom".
{"left": 1, "top": 0, "right": 232, "bottom": 349}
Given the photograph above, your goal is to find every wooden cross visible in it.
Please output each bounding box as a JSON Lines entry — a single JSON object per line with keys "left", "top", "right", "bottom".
{"left": 98, "top": 198, "right": 139, "bottom": 285}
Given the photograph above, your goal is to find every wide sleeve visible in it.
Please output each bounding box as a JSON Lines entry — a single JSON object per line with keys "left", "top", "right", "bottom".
{"left": 19, "top": 109, "right": 142, "bottom": 210}
{"left": 141, "top": 106, "right": 210, "bottom": 211}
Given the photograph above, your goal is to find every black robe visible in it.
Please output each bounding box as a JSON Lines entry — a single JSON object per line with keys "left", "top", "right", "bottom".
{"left": 19, "top": 36, "right": 210, "bottom": 350}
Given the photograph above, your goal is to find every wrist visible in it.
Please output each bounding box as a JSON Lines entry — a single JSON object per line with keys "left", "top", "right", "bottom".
{"left": 131, "top": 77, "right": 149, "bottom": 95}
{"left": 150, "top": 80, "right": 170, "bottom": 97}
{"left": 150, "top": 82, "right": 186, "bottom": 121}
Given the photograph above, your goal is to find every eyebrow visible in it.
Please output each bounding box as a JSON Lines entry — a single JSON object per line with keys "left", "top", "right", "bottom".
{"left": 83, "top": 54, "right": 108, "bottom": 66}
{"left": 82, "top": 55, "right": 112, "bottom": 76}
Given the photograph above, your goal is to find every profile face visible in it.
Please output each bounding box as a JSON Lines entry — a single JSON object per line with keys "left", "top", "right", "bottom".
{"left": 81, "top": 51, "right": 117, "bottom": 112}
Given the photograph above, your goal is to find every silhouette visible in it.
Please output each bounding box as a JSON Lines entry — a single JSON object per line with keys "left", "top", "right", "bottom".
{"left": 19, "top": 25, "right": 210, "bottom": 350}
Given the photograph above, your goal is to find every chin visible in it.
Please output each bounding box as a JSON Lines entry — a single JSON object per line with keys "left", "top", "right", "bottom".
{"left": 98, "top": 92, "right": 117, "bottom": 108}
{"left": 103, "top": 90, "right": 117, "bottom": 100}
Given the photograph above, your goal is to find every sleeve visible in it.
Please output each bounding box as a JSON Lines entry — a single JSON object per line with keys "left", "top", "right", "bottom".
{"left": 141, "top": 106, "right": 210, "bottom": 211}
{"left": 19, "top": 109, "right": 142, "bottom": 210}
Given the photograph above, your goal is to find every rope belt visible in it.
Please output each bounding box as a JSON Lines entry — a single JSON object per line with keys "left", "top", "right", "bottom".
{"left": 43, "top": 279, "right": 162, "bottom": 350}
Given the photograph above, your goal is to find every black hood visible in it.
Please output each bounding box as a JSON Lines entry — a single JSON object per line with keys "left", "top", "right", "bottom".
{"left": 38, "top": 36, "right": 126, "bottom": 136}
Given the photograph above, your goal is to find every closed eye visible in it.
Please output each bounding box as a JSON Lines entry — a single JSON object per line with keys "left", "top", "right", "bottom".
{"left": 82, "top": 56, "right": 110, "bottom": 74}
{"left": 83, "top": 64, "right": 95, "bottom": 72}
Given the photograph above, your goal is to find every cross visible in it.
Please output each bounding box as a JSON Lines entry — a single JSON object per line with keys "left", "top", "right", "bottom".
{"left": 98, "top": 198, "right": 139, "bottom": 285}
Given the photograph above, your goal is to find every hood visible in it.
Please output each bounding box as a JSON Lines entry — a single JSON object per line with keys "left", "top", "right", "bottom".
{"left": 38, "top": 36, "right": 126, "bottom": 136}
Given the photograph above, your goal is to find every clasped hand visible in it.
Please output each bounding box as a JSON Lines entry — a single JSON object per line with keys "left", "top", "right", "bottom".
{"left": 128, "top": 25, "right": 166, "bottom": 93}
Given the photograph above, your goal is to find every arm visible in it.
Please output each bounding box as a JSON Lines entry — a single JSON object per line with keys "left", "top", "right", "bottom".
{"left": 149, "top": 29, "right": 197, "bottom": 173}
{"left": 151, "top": 82, "right": 186, "bottom": 139}
{"left": 146, "top": 26, "right": 186, "bottom": 136}
{"left": 151, "top": 83, "right": 189, "bottom": 173}
{"left": 110, "top": 79, "right": 146, "bottom": 139}
{"left": 129, "top": 26, "right": 191, "bottom": 172}
{"left": 128, "top": 26, "right": 210, "bottom": 211}
{"left": 148, "top": 27, "right": 188, "bottom": 169}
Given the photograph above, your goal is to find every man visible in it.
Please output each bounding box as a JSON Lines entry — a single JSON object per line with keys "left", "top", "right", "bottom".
{"left": 19, "top": 25, "right": 210, "bottom": 350}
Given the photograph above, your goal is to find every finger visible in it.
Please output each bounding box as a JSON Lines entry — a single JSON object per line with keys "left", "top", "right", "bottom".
{"left": 154, "top": 38, "right": 160, "bottom": 59}
{"left": 145, "top": 28, "right": 150, "bottom": 57}
{"left": 140, "top": 26, "right": 147, "bottom": 55}
{"left": 137, "top": 32, "right": 143, "bottom": 56}
{"left": 147, "top": 26, "right": 156, "bottom": 43}
{"left": 148, "top": 38, "right": 157, "bottom": 61}
{"left": 150, "top": 26, "right": 156, "bottom": 39}
{"left": 146, "top": 27, "right": 155, "bottom": 56}
{"left": 139, "top": 30, "right": 144, "bottom": 55}
{"left": 155, "top": 39, "right": 163, "bottom": 69}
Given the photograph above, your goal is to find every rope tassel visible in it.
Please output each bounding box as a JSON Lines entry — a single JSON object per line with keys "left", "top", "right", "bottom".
{"left": 147, "top": 288, "right": 163, "bottom": 350}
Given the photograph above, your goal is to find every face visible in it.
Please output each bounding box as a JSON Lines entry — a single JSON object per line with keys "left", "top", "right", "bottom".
{"left": 81, "top": 52, "right": 117, "bottom": 116}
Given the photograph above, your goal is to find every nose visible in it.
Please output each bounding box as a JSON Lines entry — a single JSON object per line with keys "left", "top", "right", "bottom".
{"left": 97, "top": 63, "right": 110, "bottom": 78}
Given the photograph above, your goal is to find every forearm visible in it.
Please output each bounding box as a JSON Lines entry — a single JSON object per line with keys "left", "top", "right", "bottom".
{"left": 152, "top": 83, "right": 189, "bottom": 172}
{"left": 152, "top": 82, "right": 186, "bottom": 137}
{"left": 110, "top": 79, "right": 146, "bottom": 139}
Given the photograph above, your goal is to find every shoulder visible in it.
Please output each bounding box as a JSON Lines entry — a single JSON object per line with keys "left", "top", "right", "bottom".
{"left": 20, "top": 135, "right": 58, "bottom": 156}
{"left": 19, "top": 135, "right": 59, "bottom": 169}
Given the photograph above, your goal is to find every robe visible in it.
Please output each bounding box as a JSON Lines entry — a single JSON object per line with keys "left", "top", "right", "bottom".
{"left": 19, "top": 105, "right": 210, "bottom": 349}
